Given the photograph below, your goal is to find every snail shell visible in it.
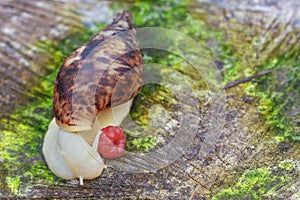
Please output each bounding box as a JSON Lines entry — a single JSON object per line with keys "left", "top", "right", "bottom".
{"left": 53, "top": 11, "right": 144, "bottom": 132}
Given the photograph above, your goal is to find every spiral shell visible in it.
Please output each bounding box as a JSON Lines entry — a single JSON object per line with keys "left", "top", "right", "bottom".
{"left": 53, "top": 11, "right": 144, "bottom": 132}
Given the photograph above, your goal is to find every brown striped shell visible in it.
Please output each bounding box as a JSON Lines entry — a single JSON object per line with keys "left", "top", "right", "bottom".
{"left": 53, "top": 11, "right": 144, "bottom": 132}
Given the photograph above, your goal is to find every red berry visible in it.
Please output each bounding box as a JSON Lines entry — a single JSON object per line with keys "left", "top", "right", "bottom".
{"left": 97, "top": 126, "right": 126, "bottom": 158}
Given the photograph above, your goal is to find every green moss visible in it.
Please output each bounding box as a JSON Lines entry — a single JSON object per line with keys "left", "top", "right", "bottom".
{"left": 212, "top": 167, "right": 291, "bottom": 200}
{"left": 0, "top": 96, "right": 54, "bottom": 193}
{"left": 187, "top": 0, "right": 300, "bottom": 144}
{"left": 129, "top": 84, "right": 174, "bottom": 125}
{"left": 246, "top": 53, "right": 300, "bottom": 142}
{"left": 203, "top": 5, "right": 300, "bottom": 143}
{"left": 23, "top": 161, "right": 55, "bottom": 184}
{"left": 123, "top": 84, "right": 175, "bottom": 150}
{"left": 0, "top": 23, "right": 107, "bottom": 193}
{"left": 6, "top": 176, "right": 20, "bottom": 195}
{"left": 278, "top": 160, "right": 299, "bottom": 171}
{"left": 126, "top": 136, "right": 157, "bottom": 152}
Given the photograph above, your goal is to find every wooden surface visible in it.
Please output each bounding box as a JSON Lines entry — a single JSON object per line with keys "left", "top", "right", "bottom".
{"left": 0, "top": 0, "right": 299, "bottom": 199}
{"left": 0, "top": 0, "right": 81, "bottom": 114}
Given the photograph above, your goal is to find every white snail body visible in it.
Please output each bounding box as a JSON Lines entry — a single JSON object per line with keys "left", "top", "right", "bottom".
{"left": 43, "top": 119, "right": 105, "bottom": 184}
{"left": 43, "top": 100, "right": 132, "bottom": 184}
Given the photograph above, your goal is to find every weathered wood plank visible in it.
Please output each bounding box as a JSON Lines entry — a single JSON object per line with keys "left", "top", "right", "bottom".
{"left": 0, "top": 0, "right": 82, "bottom": 114}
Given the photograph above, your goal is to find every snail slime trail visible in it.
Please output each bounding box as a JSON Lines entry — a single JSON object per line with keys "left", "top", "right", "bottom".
{"left": 42, "top": 11, "right": 144, "bottom": 185}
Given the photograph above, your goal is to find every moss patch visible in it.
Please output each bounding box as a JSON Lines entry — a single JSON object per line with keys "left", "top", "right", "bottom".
{"left": 126, "top": 135, "right": 157, "bottom": 152}
{"left": 0, "top": 24, "right": 107, "bottom": 194}
{"left": 188, "top": 0, "right": 300, "bottom": 144}
{"left": 5, "top": 176, "right": 20, "bottom": 195}
{"left": 212, "top": 165, "right": 293, "bottom": 200}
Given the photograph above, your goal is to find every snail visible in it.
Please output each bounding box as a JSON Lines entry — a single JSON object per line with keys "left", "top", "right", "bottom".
{"left": 42, "top": 11, "right": 144, "bottom": 185}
